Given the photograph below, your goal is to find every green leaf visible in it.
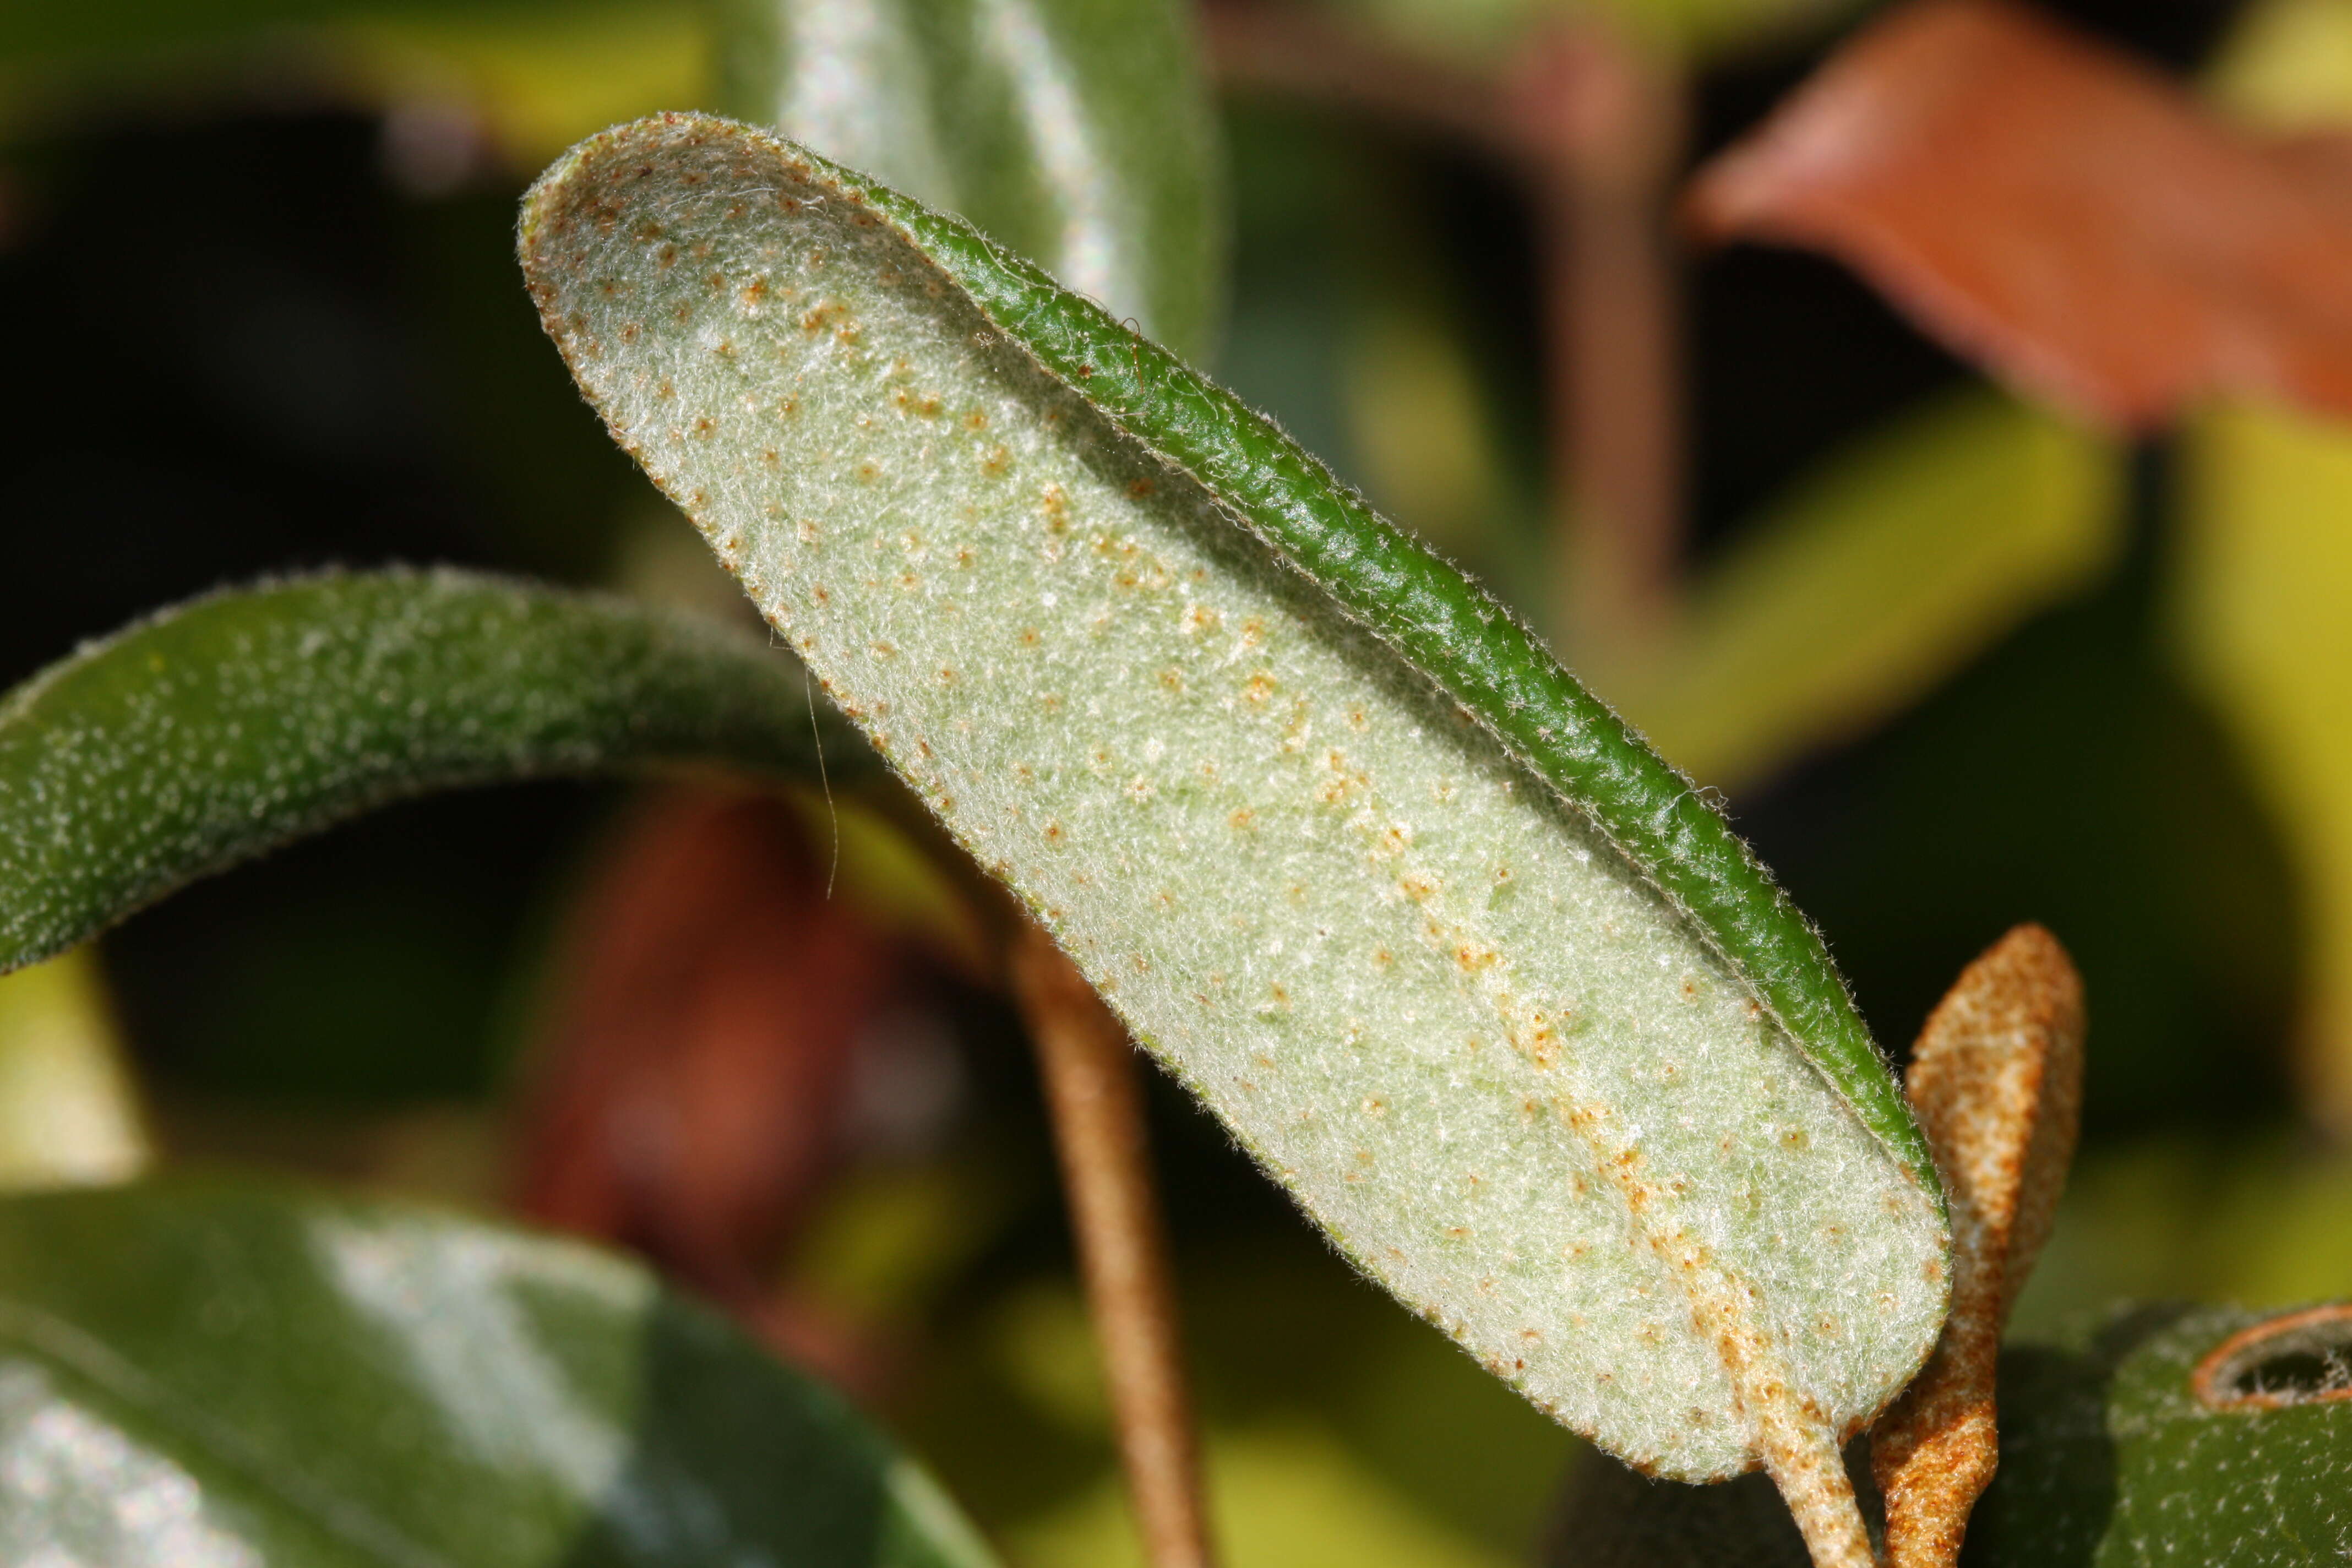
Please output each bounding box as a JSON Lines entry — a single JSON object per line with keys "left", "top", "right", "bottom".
{"left": 1604, "top": 390, "right": 2125, "bottom": 791}
{"left": 0, "top": 567, "right": 859, "bottom": 976}
{"left": 1971, "top": 1303, "right": 2352, "bottom": 1566}
{"left": 1549, "top": 1303, "right": 2352, "bottom": 1564}
{"left": 0, "top": 2, "right": 711, "bottom": 162}
{"left": 0, "top": 950, "right": 150, "bottom": 1189}
{"left": 0, "top": 1175, "right": 996, "bottom": 1567}
{"left": 518, "top": 114, "right": 1948, "bottom": 1484}
{"left": 2174, "top": 404, "right": 2352, "bottom": 1134}
{"left": 1308, "top": 0, "right": 1866, "bottom": 64}
{"left": 712, "top": 0, "right": 1224, "bottom": 364}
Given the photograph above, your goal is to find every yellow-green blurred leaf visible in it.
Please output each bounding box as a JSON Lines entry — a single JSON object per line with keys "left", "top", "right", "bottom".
{"left": 2175, "top": 402, "right": 2352, "bottom": 1131}
{"left": 1009, "top": 1423, "right": 1514, "bottom": 1568}
{"left": 1339, "top": 301, "right": 1510, "bottom": 557}
{"left": 339, "top": 4, "right": 708, "bottom": 168}
{"left": 2210, "top": 0, "right": 2352, "bottom": 128}
{"left": 1603, "top": 390, "right": 2125, "bottom": 788}
{"left": 2012, "top": 1134, "right": 2352, "bottom": 1341}
{"left": 0, "top": 1, "right": 707, "bottom": 170}
{"left": 0, "top": 950, "right": 148, "bottom": 1189}
{"left": 1310, "top": 0, "right": 1859, "bottom": 62}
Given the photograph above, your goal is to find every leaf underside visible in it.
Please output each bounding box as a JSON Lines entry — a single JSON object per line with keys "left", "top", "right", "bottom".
{"left": 0, "top": 1177, "right": 994, "bottom": 1568}
{"left": 519, "top": 113, "right": 1947, "bottom": 1478}
{"left": 0, "top": 568, "right": 859, "bottom": 976}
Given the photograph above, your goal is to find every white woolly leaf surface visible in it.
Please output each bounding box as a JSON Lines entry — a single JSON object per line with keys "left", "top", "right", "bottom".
{"left": 520, "top": 118, "right": 1946, "bottom": 1480}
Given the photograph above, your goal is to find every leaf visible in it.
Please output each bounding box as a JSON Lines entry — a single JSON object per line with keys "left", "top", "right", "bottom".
{"left": 1969, "top": 1303, "right": 2352, "bottom": 1566}
{"left": 2174, "top": 404, "right": 2352, "bottom": 1134}
{"left": 0, "top": 1175, "right": 997, "bottom": 1567}
{"left": 514, "top": 781, "right": 956, "bottom": 1388}
{"left": 1601, "top": 390, "right": 2125, "bottom": 790}
{"left": 713, "top": 0, "right": 1225, "bottom": 363}
{"left": 0, "top": 950, "right": 149, "bottom": 1189}
{"left": 0, "top": 2, "right": 709, "bottom": 165}
{"left": 1686, "top": 0, "right": 2352, "bottom": 431}
{"left": 0, "top": 567, "right": 863, "bottom": 977}
{"left": 1293, "top": 0, "right": 1865, "bottom": 66}
{"left": 1551, "top": 1307, "right": 2352, "bottom": 1566}
{"left": 518, "top": 113, "right": 1948, "bottom": 1493}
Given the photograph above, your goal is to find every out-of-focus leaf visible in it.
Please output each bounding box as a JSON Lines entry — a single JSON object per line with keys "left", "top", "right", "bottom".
{"left": 1301, "top": 0, "right": 1862, "bottom": 64}
{"left": 1340, "top": 300, "right": 1513, "bottom": 559}
{"left": 2175, "top": 403, "right": 2352, "bottom": 1133}
{"left": 0, "top": 568, "right": 865, "bottom": 977}
{"left": 515, "top": 781, "right": 975, "bottom": 1390}
{"left": 1969, "top": 1304, "right": 2352, "bottom": 1565}
{"left": 340, "top": 5, "right": 709, "bottom": 169}
{"left": 0, "top": 1175, "right": 997, "bottom": 1567}
{"left": 0, "top": 1, "right": 707, "bottom": 166}
{"left": 521, "top": 116, "right": 1948, "bottom": 1506}
{"left": 1688, "top": 0, "right": 2352, "bottom": 431}
{"left": 2209, "top": 0, "right": 2352, "bottom": 130}
{"left": 1015, "top": 1422, "right": 1515, "bottom": 1568}
{"left": 713, "top": 0, "right": 1223, "bottom": 362}
{"left": 0, "top": 0, "right": 568, "bottom": 61}
{"left": 2008, "top": 1138, "right": 2352, "bottom": 1341}
{"left": 1602, "top": 390, "right": 2124, "bottom": 789}
{"left": 0, "top": 950, "right": 148, "bottom": 1189}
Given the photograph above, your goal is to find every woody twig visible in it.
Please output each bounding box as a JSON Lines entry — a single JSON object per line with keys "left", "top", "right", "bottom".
{"left": 1011, "top": 925, "right": 1218, "bottom": 1568}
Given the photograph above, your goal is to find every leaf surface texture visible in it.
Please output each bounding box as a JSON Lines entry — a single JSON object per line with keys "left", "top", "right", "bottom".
{"left": 0, "top": 1177, "right": 994, "bottom": 1567}
{"left": 519, "top": 115, "right": 1949, "bottom": 1478}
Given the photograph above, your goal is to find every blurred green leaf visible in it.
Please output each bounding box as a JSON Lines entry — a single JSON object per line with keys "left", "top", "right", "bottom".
{"left": 1604, "top": 390, "right": 2125, "bottom": 790}
{"left": 712, "top": 0, "right": 1224, "bottom": 362}
{"left": 0, "top": 0, "right": 577, "bottom": 60}
{"left": 0, "top": 1175, "right": 997, "bottom": 1566}
{"left": 2209, "top": 0, "right": 2352, "bottom": 128}
{"left": 0, "top": 1, "right": 710, "bottom": 164}
{"left": 2012, "top": 1137, "right": 2352, "bottom": 1341}
{"left": 1310, "top": 0, "right": 1861, "bottom": 64}
{"left": 1013, "top": 1423, "right": 1515, "bottom": 1568}
{"left": 0, "top": 568, "right": 863, "bottom": 977}
{"left": 2175, "top": 404, "right": 2352, "bottom": 1133}
{"left": 1972, "top": 1303, "right": 2352, "bottom": 1566}
{"left": 0, "top": 950, "right": 149, "bottom": 1189}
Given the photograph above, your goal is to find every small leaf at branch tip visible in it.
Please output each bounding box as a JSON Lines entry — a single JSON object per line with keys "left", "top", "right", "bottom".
{"left": 1871, "top": 923, "right": 2085, "bottom": 1568}
{"left": 518, "top": 112, "right": 1951, "bottom": 1481}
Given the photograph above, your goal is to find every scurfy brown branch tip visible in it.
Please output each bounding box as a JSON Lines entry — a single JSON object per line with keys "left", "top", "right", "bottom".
{"left": 1870, "top": 923, "right": 2085, "bottom": 1568}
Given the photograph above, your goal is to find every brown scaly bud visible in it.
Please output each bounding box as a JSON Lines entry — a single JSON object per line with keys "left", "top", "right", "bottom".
{"left": 1871, "top": 923, "right": 2086, "bottom": 1568}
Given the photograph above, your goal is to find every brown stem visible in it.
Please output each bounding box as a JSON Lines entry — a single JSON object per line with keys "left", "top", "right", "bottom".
{"left": 1513, "top": 26, "right": 1687, "bottom": 655}
{"left": 1200, "top": 0, "right": 1511, "bottom": 151}
{"left": 1202, "top": 2, "right": 1689, "bottom": 656}
{"left": 1011, "top": 927, "right": 1218, "bottom": 1568}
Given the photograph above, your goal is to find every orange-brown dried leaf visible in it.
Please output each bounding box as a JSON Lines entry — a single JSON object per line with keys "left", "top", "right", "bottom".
{"left": 510, "top": 783, "right": 904, "bottom": 1390}
{"left": 1870, "top": 924, "right": 2084, "bottom": 1568}
{"left": 1688, "top": 0, "right": 2352, "bottom": 431}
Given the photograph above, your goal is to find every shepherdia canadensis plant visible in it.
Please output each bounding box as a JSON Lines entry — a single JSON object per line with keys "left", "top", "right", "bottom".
{"left": 1, "top": 0, "right": 2349, "bottom": 1565}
